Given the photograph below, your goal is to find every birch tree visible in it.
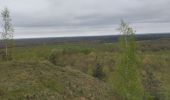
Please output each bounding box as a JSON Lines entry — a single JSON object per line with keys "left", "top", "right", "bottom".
{"left": 113, "top": 21, "right": 144, "bottom": 100}
{"left": 1, "top": 7, "right": 14, "bottom": 60}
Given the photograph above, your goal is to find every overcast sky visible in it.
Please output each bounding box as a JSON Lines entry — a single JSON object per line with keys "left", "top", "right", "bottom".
{"left": 0, "top": 0, "right": 170, "bottom": 38}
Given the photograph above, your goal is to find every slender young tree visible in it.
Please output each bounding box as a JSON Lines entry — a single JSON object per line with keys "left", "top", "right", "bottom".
{"left": 1, "top": 7, "right": 14, "bottom": 60}
{"left": 113, "top": 21, "right": 144, "bottom": 100}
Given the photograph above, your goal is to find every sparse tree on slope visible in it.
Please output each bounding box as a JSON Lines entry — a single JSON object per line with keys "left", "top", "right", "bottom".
{"left": 1, "top": 7, "right": 14, "bottom": 60}
{"left": 113, "top": 21, "right": 144, "bottom": 100}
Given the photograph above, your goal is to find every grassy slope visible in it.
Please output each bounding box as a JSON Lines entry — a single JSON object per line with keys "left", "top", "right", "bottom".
{"left": 0, "top": 61, "right": 116, "bottom": 100}
{"left": 0, "top": 39, "right": 170, "bottom": 99}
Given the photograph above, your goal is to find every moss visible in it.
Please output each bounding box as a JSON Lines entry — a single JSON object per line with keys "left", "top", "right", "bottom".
{"left": 0, "top": 61, "right": 116, "bottom": 100}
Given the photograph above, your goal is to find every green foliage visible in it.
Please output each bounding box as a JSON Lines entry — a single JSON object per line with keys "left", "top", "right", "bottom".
{"left": 0, "top": 50, "right": 6, "bottom": 61}
{"left": 113, "top": 21, "right": 144, "bottom": 100}
{"left": 48, "top": 49, "right": 63, "bottom": 65}
{"left": 0, "top": 61, "right": 116, "bottom": 100}
{"left": 143, "top": 66, "right": 163, "bottom": 100}
{"left": 0, "top": 50, "right": 13, "bottom": 61}
{"left": 1, "top": 8, "right": 15, "bottom": 61}
{"left": 62, "top": 47, "right": 91, "bottom": 55}
{"left": 0, "top": 39, "right": 170, "bottom": 99}
{"left": 48, "top": 47, "right": 92, "bottom": 67}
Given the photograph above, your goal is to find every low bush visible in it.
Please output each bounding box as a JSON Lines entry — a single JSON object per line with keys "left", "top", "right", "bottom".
{"left": 92, "top": 63, "right": 105, "bottom": 80}
{"left": 48, "top": 49, "right": 63, "bottom": 65}
{"left": 62, "top": 47, "right": 91, "bottom": 55}
{"left": 0, "top": 50, "right": 13, "bottom": 61}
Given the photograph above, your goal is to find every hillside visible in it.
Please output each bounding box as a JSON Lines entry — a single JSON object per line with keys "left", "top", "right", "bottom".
{"left": 0, "top": 61, "right": 116, "bottom": 100}
{"left": 0, "top": 38, "right": 170, "bottom": 99}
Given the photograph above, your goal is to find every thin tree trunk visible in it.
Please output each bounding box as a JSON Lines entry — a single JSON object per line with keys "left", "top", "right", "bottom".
{"left": 5, "top": 42, "right": 8, "bottom": 61}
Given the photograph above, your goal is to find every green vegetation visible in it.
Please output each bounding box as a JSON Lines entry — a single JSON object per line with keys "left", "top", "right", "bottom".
{"left": 92, "top": 63, "right": 106, "bottom": 80}
{"left": 0, "top": 25, "right": 170, "bottom": 100}
{"left": 0, "top": 5, "right": 169, "bottom": 100}
{"left": 112, "top": 21, "right": 144, "bottom": 100}
{"left": 1, "top": 8, "right": 14, "bottom": 61}
{"left": 0, "top": 38, "right": 170, "bottom": 99}
{"left": 0, "top": 61, "right": 116, "bottom": 100}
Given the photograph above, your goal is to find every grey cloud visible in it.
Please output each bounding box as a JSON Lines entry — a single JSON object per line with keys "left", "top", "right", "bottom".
{"left": 0, "top": 0, "right": 170, "bottom": 27}
{"left": 0, "top": 0, "right": 170, "bottom": 38}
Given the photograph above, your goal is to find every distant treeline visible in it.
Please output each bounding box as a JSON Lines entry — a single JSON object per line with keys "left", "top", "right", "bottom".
{"left": 0, "top": 33, "right": 170, "bottom": 48}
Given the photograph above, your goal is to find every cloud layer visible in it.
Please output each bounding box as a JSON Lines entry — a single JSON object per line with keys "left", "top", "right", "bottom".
{"left": 0, "top": 0, "right": 170, "bottom": 38}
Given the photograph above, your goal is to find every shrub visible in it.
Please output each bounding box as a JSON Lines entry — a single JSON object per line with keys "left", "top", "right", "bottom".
{"left": 0, "top": 50, "right": 12, "bottom": 61}
{"left": 0, "top": 50, "right": 6, "bottom": 61}
{"left": 48, "top": 49, "right": 63, "bottom": 65}
{"left": 62, "top": 47, "right": 91, "bottom": 55}
{"left": 142, "top": 66, "right": 163, "bottom": 100}
{"left": 93, "top": 63, "right": 105, "bottom": 80}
